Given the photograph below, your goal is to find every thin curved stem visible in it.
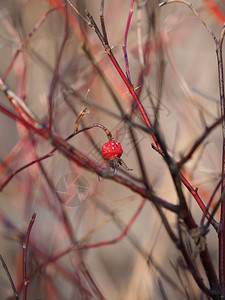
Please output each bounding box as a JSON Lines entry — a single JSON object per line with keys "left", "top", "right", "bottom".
{"left": 159, "top": 0, "right": 217, "bottom": 43}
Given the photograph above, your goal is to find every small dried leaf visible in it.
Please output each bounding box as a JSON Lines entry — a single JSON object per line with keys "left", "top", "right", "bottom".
{"left": 74, "top": 107, "right": 89, "bottom": 132}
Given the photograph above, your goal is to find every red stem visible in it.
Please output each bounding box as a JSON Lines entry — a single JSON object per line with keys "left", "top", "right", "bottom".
{"left": 0, "top": 103, "right": 47, "bottom": 137}
{"left": 107, "top": 49, "right": 160, "bottom": 149}
{"left": 180, "top": 172, "right": 218, "bottom": 230}
{"left": 23, "top": 213, "right": 36, "bottom": 300}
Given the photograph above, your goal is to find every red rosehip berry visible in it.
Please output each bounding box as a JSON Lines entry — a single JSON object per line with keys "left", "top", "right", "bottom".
{"left": 101, "top": 140, "right": 123, "bottom": 160}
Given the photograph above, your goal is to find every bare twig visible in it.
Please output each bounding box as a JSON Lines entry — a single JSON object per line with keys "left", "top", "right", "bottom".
{"left": 200, "top": 178, "right": 222, "bottom": 227}
{"left": 122, "top": 0, "right": 135, "bottom": 83}
{"left": 178, "top": 116, "right": 223, "bottom": 168}
{"left": 66, "top": 0, "right": 90, "bottom": 25}
{"left": 0, "top": 254, "right": 19, "bottom": 300}
{"left": 100, "top": 0, "right": 109, "bottom": 46}
{"left": 159, "top": 0, "right": 217, "bottom": 43}
{"left": 23, "top": 213, "right": 36, "bottom": 300}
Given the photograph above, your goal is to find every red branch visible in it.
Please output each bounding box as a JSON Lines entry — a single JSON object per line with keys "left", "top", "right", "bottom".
{"left": 22, "top": 213, "right": 36, "bottom": 300}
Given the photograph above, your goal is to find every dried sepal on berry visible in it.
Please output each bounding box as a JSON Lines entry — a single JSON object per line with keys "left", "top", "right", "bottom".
{"left": 118, "top": 158, "right": 133, "bottom": 171}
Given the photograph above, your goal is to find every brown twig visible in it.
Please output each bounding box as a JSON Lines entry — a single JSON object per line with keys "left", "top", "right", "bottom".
{"left": 0, "top": 254, "right": 19, "bottom": 300}
{"left": 178, "top": 116, "right": 223, "bottom": 168}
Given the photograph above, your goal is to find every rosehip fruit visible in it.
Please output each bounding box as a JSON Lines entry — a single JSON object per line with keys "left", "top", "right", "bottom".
{"left": 101, "top": 140, "right": 123, "bottom": 160}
